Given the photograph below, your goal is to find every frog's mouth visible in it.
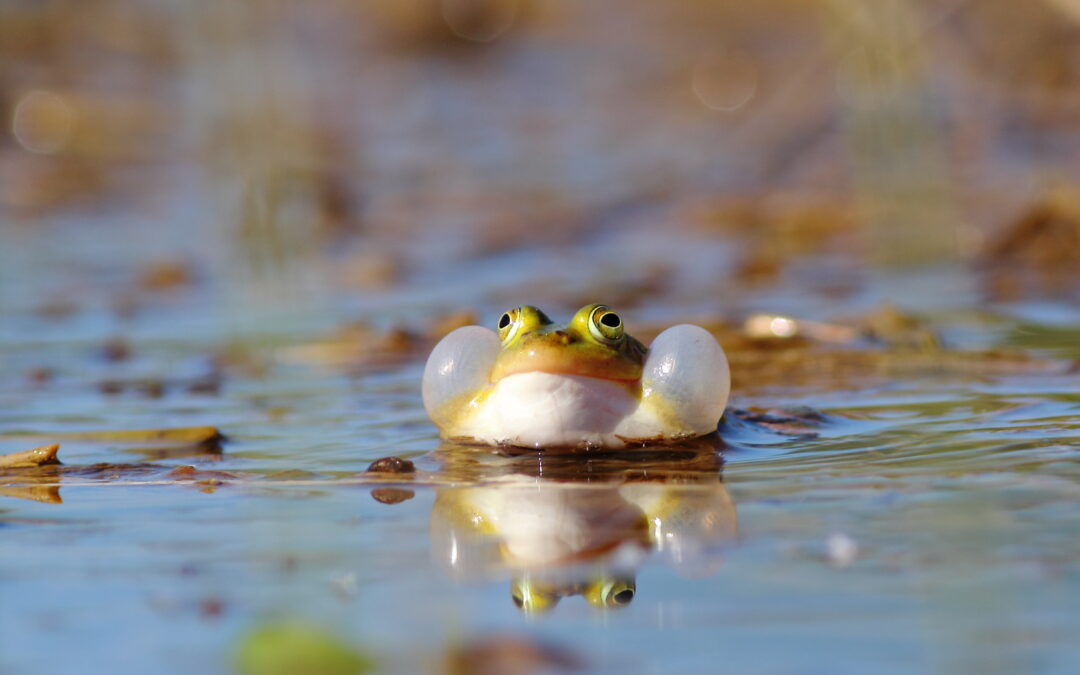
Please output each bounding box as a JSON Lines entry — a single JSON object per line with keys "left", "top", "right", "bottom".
{"left": 489, "top": 337, "right": 643, "bottom": 385}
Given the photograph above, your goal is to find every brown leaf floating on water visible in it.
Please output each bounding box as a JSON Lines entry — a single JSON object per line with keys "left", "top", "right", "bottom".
{"left": 0, "top": 443, "right": 60, "bottom": 469}
{"left": 137, "top": 260, "right": 193, "bottom": 292}
{"left": 100, "top": 335, "right": 132, "bottom": 362}
{"left": 165, "top": 465, "right": 239, "bottom": 493}
{"left": 20, "top": 426, "right": 223, "bottom": 444}
{"left": 0, "top": 428, "right": 225, "bottom": 468}
{"left": 96, "top": 375, "right": 223, "bottom": 398}
{"left": 26, "top": 367, "right": 54, "bottom": 386}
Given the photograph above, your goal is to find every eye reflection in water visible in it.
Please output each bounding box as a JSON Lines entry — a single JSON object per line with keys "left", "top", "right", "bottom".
{"left": 428, "top": 437, "right": 737, "bottom": 614}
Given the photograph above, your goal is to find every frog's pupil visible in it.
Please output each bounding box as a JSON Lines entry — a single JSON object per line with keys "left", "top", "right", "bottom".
{"left": 499, "top": 313, "right": 511, "bottom": 329}
{"left": 511, "top": 593, "right": 524, "bottom": 608}
{"left": 600, "top": 312, "right": 621, "bottom": 328}
{"left": 613, "top": 589, "right": 634, "bottom": 604}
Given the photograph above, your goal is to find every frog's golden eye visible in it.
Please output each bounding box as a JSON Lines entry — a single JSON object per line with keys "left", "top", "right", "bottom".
{"left": 498, "top": 306, "right": 551, "bottom": 344}
{"left": 589, "top": 306, "right": 624, "bottom": 343}
{"left": 510, "top": 578, "right": 559, "bottom": 613}
{"left": 584, "top": 578, "right": 635, "bottom": 609}
{"left": 497, "top": 308, "right": 520, "bottom": 343}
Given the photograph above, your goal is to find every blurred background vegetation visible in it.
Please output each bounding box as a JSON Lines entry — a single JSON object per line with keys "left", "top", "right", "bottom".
{"left": 2, "top": 0, "right": 1079, "bottom": 321}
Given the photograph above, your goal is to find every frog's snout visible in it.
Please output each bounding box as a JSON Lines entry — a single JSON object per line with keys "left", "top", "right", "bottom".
{"left": 550, "top": 330, "right": 573, "bottom": 345}
{"left": 525, "top": 329, "right": 575, "bottom": 346}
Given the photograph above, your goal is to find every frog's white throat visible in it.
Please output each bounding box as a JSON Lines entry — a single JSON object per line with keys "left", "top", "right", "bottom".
{"left": 456, "top": 372, "right": 667, "bottom": 449}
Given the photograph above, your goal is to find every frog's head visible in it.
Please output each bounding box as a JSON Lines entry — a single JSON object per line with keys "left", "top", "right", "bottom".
{"left": 510, "top": 574, "right": 636, "bottom": 614}
{"left": 490, "top": 304, "right": 646, "bottom": 384}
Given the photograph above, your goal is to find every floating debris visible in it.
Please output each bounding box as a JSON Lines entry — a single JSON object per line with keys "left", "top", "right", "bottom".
{"left": 165, "top": 465, "right": 239, "bottom": 483}
{"left": 95, "top": 375, "right": 222, "bottom": 399}
{"left": 99, "top": 379, "right": 125, "bottom": 395}
{"left": 0, "top": 443, "right": 60, "bottom": 469}
{"left": 0, "top": 427, "right": 226, "bottom": 462}
{"left": 199, "top": 596, "right": 225, "bottom": 621}
{"left": 137, "top": 260, "right": 194, "bottom": 292}
{"left": 100, "top": 336, "right": 133, "bottom": 362}
{"left": 365, "top": 456, "right": 416, "bottom": 474}
{"left": 826, "top": 532, "right": 859, "bottom": 568}
{"left": 187, "top": 374, "right": 223, "bottom": 396}
{"left": 12, "top": 426, "right": 224, "bottom": 445}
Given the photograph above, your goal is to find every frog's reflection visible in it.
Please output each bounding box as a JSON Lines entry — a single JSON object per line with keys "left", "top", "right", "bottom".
{"left": 428, "top": 437, "right": 736, "bottom": 613}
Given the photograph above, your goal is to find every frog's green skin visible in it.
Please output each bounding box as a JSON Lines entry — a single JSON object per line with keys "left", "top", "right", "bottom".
{"left": 422, "top": 304, "right": 730, "bottom": 449}
{"left": 429, "top": 474, "right": 736, "bottom": 613}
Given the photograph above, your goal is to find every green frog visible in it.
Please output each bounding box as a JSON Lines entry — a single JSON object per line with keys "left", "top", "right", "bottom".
{"left": 428, "top": 442, "right": 737, "bottom": 613}
{"left": 422, "top": 304, "right": 730, "bottom": 448}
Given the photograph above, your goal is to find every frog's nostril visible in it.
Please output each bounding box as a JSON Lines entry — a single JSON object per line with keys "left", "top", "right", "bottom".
{"left": 553, "top": 330, "right": 572, "bottom": 344}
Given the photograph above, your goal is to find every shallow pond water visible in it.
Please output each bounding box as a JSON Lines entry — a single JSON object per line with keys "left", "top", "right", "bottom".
{"left": 2, "top": 231, "right": 1078, "bottom": 674}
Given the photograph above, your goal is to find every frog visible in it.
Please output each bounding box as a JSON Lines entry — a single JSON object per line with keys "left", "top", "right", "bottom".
{"left": 422, "top": 303, "right": 730, "bottom": 449}
{"left": 428, "top": 442, "right": 737, "bottom": 613}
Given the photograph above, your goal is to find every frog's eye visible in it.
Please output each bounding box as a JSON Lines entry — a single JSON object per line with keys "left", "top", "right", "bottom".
{"left": 497, "top": 308, "right": 522, "bottom": 343}
{"left": 588, "top": 306, "right": 624, "bottom": 343}
{"left": 498, "top": 305, "right": 551, "bottom": 344}
{"left": 584, "top": 578, "right": 636, "bottom": 609}
{"left": 510, "top": 577, "right": 559, "bottom": 614}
